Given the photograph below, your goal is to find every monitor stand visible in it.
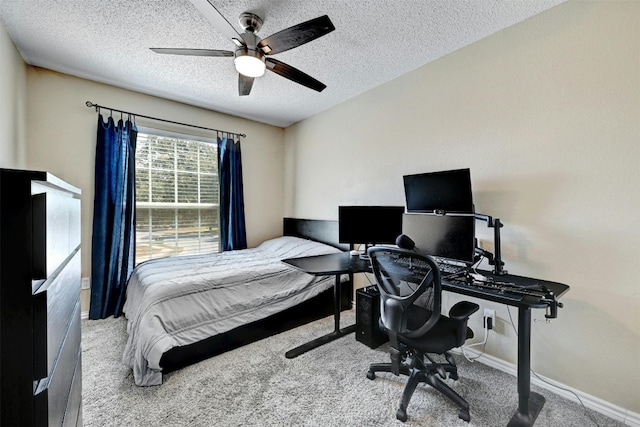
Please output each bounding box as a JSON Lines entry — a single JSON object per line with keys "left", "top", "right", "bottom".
{"left": 359, "top": 244, "right": 371, "bottom": 261}
{"left": 475, "top": 214, "right": 507, "bottom": 275}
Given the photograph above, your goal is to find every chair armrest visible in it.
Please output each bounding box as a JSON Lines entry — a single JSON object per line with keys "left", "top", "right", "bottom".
{"left": 449, "top": 301, "right": 479, "bottom": 321}
{"left": 449, "top": 301, "right": 480, "bottom": 347}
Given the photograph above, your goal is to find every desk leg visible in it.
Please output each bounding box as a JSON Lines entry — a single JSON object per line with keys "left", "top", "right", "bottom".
{"left": 507, "top": 307, "right": 545, "bottom": 426}
{"left": 285, "top": 274, "right": 356, "bottom": 359}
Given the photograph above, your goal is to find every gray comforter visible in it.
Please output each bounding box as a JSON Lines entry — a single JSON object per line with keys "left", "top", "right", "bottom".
{"left": 122, "top": 236, "right": 342, "bottom": 386}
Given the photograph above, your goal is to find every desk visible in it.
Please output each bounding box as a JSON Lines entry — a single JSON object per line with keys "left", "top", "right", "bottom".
{"left": 284, "top": 253, "right": 569, "bottom": 426}
{"left": 281, "top": 252, "right": 371, "bottom": 359}
{"left": 442, "top": 270, "right": 569, "bottom": 427}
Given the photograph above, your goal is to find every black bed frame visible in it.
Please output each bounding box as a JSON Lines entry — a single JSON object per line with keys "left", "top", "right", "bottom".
{"left": 160, "top": 218, "right": 353, "bottom": 373}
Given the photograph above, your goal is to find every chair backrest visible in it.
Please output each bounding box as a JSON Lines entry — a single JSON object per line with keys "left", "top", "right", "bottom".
{"left": 367, "top": 246, "right": 442, "bottom": 339}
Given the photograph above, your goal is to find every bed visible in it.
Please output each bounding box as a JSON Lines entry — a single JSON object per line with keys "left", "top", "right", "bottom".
{"left": 122, "top": 218, "right": 352, "bottom": 386}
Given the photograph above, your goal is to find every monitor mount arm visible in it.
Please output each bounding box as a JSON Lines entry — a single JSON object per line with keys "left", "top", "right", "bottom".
{"left": 472, "top": 214, "right": 562, "bottom": 316}
{"left": 474, "top": 213, "right": 507, "bottom": 275}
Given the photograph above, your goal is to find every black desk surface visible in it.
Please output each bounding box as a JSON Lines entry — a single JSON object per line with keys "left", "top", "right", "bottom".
{"left": 283, "top": 252, "right": 570, "bottom": 309}
{"left": 282, "top": 251, "right": 371, "bottom": 275}
{"left": 443, "top": 270, "right": 570, "bottom": 309}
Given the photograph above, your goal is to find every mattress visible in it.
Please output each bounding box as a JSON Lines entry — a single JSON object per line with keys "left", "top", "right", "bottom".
{"left": 122, "top": 236, "right": 343, "bottom": 386}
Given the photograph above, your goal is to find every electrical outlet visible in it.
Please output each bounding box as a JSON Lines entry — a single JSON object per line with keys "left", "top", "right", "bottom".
{"left": 81, "top": 277, "right": 91, "bottom": 290}
{"left": 483, "top": 308, "right": 495, "bottom": 330}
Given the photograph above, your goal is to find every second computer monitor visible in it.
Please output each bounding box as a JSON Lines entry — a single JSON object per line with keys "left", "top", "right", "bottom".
{"left": 402, "top": 213, "right": 475, "bottom": 264}
{"left": 403, "top": 168, "right": 473, "bottom": 214}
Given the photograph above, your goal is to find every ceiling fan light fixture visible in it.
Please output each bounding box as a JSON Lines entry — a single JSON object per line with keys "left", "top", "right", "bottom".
{"left": 234, "top": 49, "right": 266, "bottom": 77}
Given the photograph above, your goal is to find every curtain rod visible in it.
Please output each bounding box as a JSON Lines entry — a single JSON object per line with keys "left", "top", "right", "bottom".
{"left": 85, "top": 101, "right": 246, "bottom": 138}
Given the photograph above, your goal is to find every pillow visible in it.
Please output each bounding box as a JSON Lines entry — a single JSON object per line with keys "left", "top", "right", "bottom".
{"left": 257, "top": 235, "right": 342, "bottom": 258}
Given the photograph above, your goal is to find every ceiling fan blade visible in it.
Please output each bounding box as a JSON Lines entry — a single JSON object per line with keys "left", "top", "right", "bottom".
{"left": 258, "top": 15, "right": 335, "bottom": 55}
{"left": 265, "top": 58, "right": 326, "bottom": 92}
{"left": 189, "top": 0, "right": 245, "bottom": 46}
{"left": 238, "top": 74, "right": 254, "bottom": 96}
{"left": 150, "top": 48, "right": 233, "bottom": 57}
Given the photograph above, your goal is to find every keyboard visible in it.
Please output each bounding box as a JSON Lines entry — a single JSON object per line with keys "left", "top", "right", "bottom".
{"left": 445, "top": 277, "right": 524, "bottom": 302}
{"left": 436, "top": 261, "right": 468, "bottom": 276}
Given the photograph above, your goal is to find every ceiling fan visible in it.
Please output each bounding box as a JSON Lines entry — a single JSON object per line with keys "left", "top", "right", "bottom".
{"left": 151, "top": 0, "right": 335, "bottom": 96}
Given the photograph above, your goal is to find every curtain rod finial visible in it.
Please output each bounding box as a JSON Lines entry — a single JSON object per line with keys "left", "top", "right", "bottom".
{"left": 86, "top": 101, "right": 99, "bottom": 112}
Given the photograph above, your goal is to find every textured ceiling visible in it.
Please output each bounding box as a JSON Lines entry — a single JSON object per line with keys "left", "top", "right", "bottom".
{"left": 0, "top": 0, "right": 564, "bottom": 127}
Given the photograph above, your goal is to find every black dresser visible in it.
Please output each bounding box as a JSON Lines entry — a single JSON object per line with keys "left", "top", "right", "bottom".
{"left": 0, "top": 169, "right": 82, "bottom": 426}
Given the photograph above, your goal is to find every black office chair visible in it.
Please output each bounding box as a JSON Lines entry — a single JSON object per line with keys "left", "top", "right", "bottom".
{"left": 365, "top": 246, "right": 479, "bottom": 422}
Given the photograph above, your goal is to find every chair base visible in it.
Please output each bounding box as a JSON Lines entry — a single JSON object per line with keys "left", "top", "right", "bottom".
{"left": 367, "top": 351, "right": 470, "bottom": 423}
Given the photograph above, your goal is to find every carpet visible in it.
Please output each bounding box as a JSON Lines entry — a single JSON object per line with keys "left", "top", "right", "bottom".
{"left": 81, "top": 310, "right": 621, "bottom": 427}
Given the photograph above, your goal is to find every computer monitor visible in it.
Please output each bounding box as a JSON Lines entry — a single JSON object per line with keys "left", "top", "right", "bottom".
{"left": 403, "top": 168, "right": 473, "bottom": 214}
{"left": 339, "top": 206, "right": 404, "bottom": 245}
{"left": 402, "top": 213, "right": 475, "bottom": 264}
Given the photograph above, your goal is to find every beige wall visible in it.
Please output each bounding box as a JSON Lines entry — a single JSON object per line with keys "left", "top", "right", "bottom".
{"left": 0, "top": 21, "right": 27, "bottom": 168}
{"left": 284, "top": 1, "right": 639, "bottom": 414}
{"left": 2, "top": 0, "right": 639, "bottom": 417}
{"left": 25, "top": 68, "right": 285, "bottom": 312}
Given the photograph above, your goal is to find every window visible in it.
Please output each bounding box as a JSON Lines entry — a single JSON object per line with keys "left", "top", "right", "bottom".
{"left": 135, "top": 130, "right": 219, "bottom": 264}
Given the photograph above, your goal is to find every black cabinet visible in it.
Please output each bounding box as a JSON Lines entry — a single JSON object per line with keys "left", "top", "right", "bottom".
{"left": 0, "top": 169, "right": 82, "bottom": 426}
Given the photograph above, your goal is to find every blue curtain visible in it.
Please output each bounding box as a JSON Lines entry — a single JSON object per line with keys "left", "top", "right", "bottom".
{"left": 219, "top": 136, "right": 247, "bottom": 251}
{"left": 89, "top": 114, "right": 137, "bottom": 319}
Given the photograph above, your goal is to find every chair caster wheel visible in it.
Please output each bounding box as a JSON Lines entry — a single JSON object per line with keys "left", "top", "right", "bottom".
{"left": 458, "top": 409, "right": 470, "bottom": 422}
{"left": 366, "top": 371, "right": 376, "bottom": 380}
{"left": 396, "top": 408, "right": 407, "bottom": 422}
{"left": 450, "top": 372, "right": 459, "bottom": 381}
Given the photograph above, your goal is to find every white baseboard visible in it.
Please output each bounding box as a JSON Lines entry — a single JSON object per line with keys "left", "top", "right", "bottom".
{"left": 456, "top": 347, "right": 640, "bottom": 426}
{"left": 81, "top": 311, "right": 89, "bottom": 320}
{"left": 626, "top": 412, "right": 640, "bottom": 427}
